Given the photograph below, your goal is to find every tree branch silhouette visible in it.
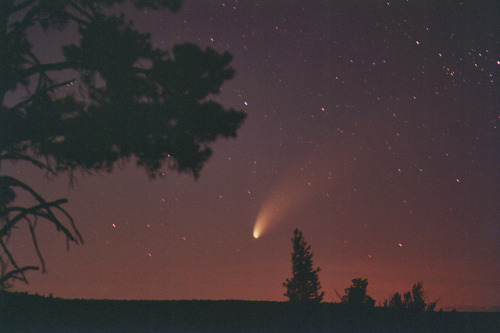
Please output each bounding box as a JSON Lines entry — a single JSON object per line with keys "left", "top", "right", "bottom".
{"left": 1, "top": 0, "right": 245, "bottom": 288}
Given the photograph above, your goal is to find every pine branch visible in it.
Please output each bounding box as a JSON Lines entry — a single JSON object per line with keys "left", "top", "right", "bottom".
{"left": 0, "top": 238, "right": 28, "bottom": 283}
{"left": 0, "top": 152, "right": 53, "bottom": 173}
{"left": 0, "top": 200, "right": 74, "bottom": 240}
{"left": 0, "top": 265, "right": 39, "bottom": 288}
{"left": 20, "top": 61, "right": 79, "bottom": 81}
{"left": 28, "top": 218, "right": 46, "bottom": 273}
{"left": 10, "top": 78, "right": 77, "bottom": 111}
{"left": 11, "top": 0, "right": 37, "bottom": 14}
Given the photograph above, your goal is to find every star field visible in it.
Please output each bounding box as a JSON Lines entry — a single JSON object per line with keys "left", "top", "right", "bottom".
{"left": 6, "top": 0, "right": 499, "bottom": 308}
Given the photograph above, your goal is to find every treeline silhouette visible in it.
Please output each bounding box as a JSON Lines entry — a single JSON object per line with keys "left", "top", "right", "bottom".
{"left": 277, "top": 228, "right": 499, "bottom": 331}
{"left": 283, "top": 228, "right": 436, "bottom": 311}
{"left": 1, "top": 291, "right": 498, "bottom": 332}
{"left": 2, "top": 228, "right": 498, "bottom": 331}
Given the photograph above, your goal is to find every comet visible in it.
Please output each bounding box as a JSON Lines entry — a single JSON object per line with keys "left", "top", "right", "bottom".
{"left": 251, "top": 144, "right": 350, "bottom": 239}
{"left": 253, "top": 230, "right": 259, "bottom": 239}
{"left": 252, "top": 164, "right": 328, "bottom": 238}
{"left": 252, "top": 188, "right": 298, "bottom": 239}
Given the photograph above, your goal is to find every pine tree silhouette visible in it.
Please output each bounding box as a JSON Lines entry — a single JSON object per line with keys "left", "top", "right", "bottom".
{"left": 283, "top": 228, "right": 324, "bottom": 303}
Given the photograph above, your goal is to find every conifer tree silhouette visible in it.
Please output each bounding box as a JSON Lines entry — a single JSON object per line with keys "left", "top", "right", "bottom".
{"left": 283, "top": 228, "right": 324, "bottom": 303}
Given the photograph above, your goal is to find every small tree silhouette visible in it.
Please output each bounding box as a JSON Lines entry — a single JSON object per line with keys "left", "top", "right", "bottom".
{"left": 384, "top": 282, "right": 437, "bottom": 312}
{"left": 385, "top": 291, "right": 404, "bottom": 309}
{"left": 283, "top": 228, "right": 324, "bottom": 303}
{"left": 338, "top": 278, "right": 375, "bottom": 308}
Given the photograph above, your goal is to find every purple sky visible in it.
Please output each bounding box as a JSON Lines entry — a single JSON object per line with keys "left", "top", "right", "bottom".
{"left": 6, "top": 0, "right": 499, "bottom": 309}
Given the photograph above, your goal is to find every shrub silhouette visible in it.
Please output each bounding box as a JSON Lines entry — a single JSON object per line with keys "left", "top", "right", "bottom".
{"left": 383, "top": 282, "right": 437, "bottom": 312}
{"left": 338, "top": 278, "right": 375, "bottom": 308}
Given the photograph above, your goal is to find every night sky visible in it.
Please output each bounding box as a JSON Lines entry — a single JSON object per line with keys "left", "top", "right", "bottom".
{"left": 6, "top": 0, "right": 499, "bottom": 309}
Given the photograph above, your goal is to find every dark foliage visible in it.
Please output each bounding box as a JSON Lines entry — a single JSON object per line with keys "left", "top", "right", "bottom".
{"left": 283, "top": 228, "right": 324, "bottom": 303}
{"left": 384, "top": 281, "right": 438, "bottom": 312}
{"left": 0, "top": 0, "right": 245, "bottom": 177}
{"left": 1, "top": 0, "right": 245, "bottom": 287}
{"left": 338, "top": 278, "right": 376, "bottom": 308}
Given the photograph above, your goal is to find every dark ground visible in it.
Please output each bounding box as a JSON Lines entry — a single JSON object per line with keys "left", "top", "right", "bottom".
{"left": 1, "top": 291, "right": 499, "bottom": 332}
